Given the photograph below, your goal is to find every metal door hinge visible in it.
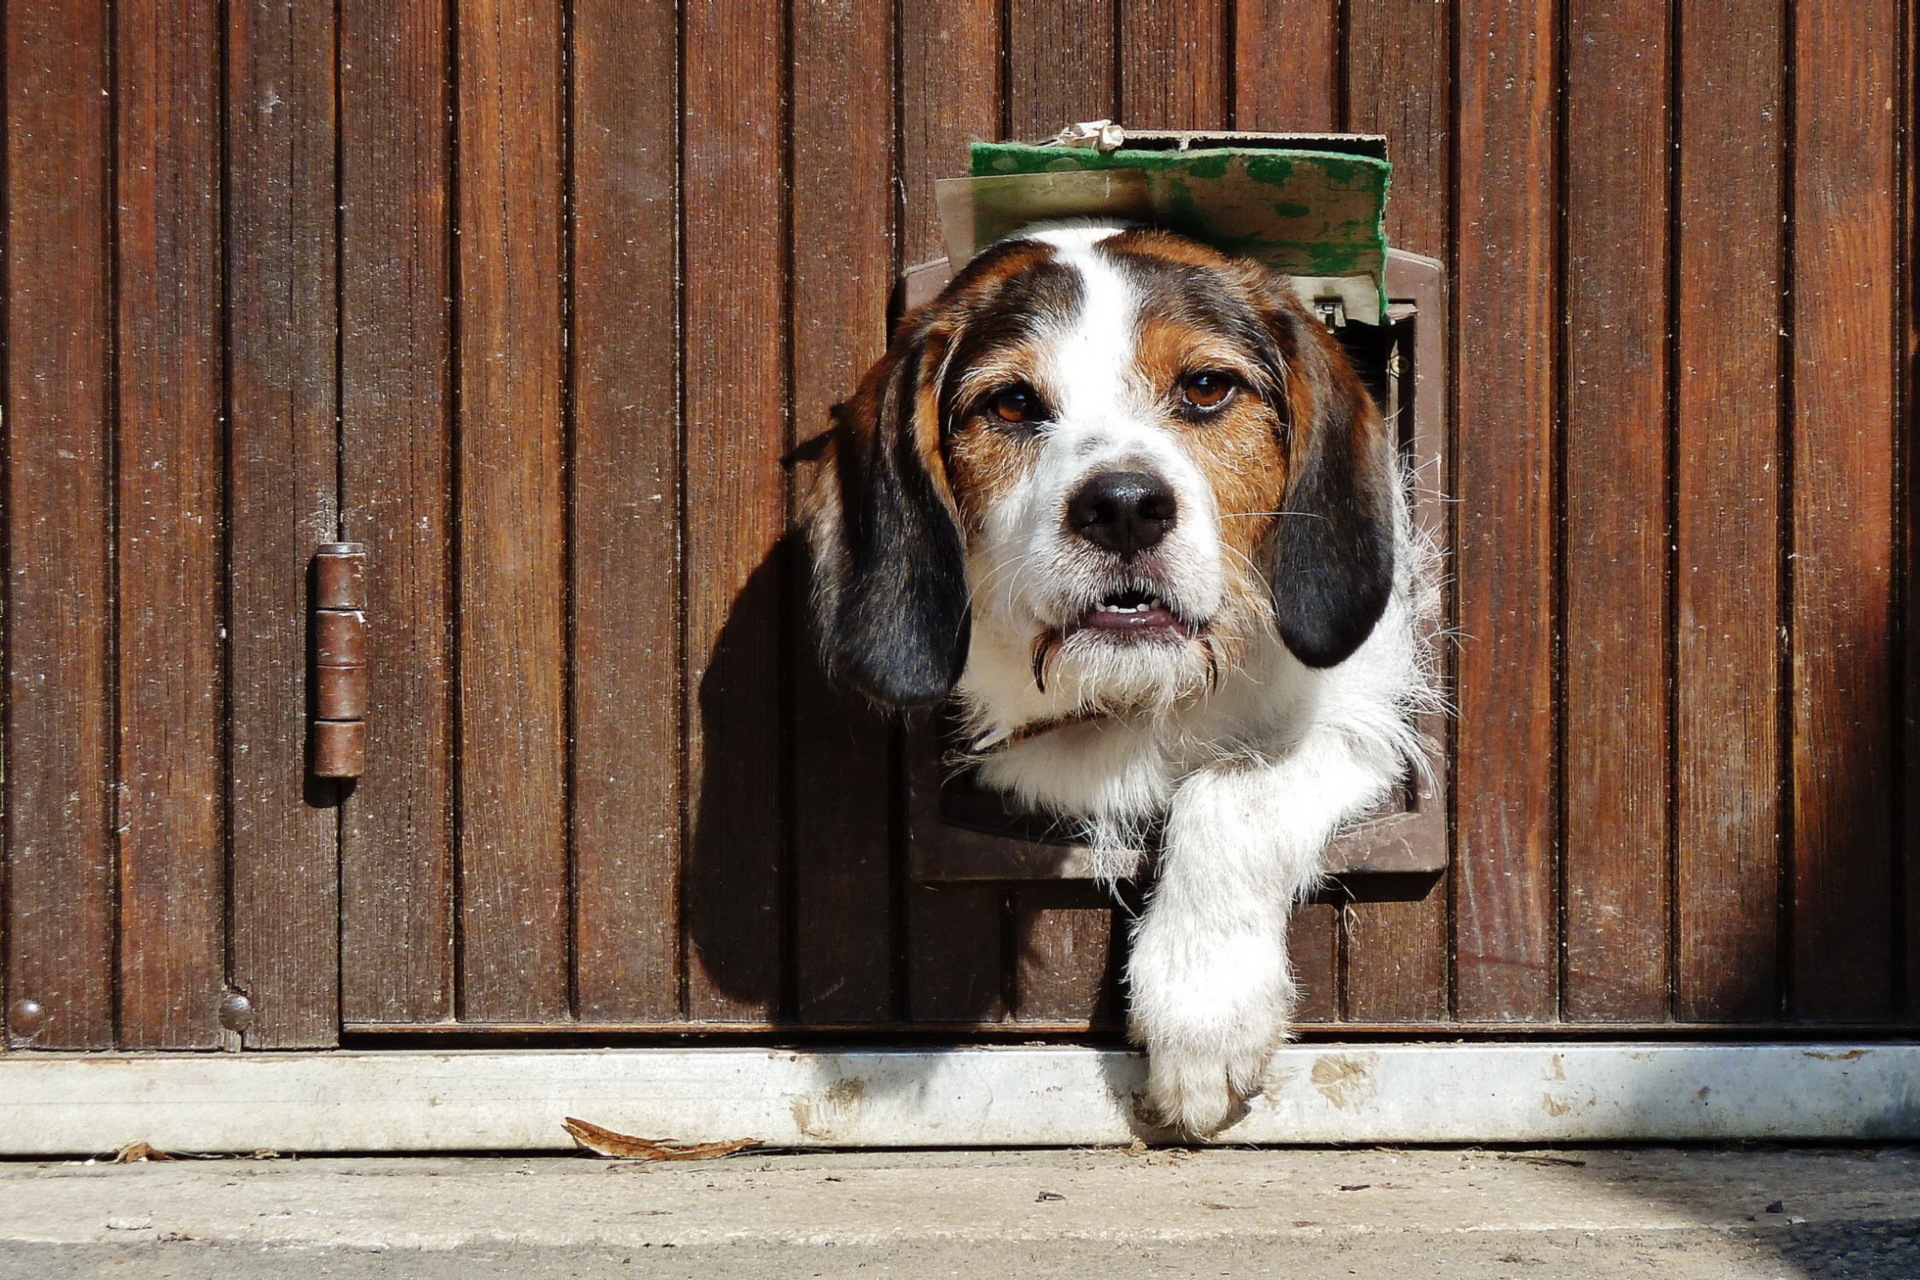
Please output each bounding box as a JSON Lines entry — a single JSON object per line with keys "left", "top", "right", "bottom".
{"left": 311, "top": 542, "right": 368, "bottom": 778}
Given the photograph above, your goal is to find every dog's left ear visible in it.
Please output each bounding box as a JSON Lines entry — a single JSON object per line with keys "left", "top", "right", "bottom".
{"left": 1257, "top": 285, "right": 1398, "bottom": 669}
{"left": 799, "top": 327, "right": 971, "bottom": 707}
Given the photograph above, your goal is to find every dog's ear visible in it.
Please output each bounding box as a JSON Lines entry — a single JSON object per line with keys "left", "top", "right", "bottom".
{"left": 1257, "top": 286, "right": 1398, "bottom": 669}
{"left": 800, "top": 327, "right": 970, "bottom": 706}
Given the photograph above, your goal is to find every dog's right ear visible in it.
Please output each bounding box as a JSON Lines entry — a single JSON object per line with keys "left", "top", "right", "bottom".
{"left": 800, "top": 325, "right": 971, "bottom": 707}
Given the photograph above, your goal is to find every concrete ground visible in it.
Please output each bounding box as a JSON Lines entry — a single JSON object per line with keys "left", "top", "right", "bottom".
{"left": 1, "top": 1146, "right": 1917, "bottom": 1279}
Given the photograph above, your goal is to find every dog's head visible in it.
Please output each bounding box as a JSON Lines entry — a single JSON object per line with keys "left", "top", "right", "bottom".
{"left": 802, "top": 222, "right": 1396, "bottom": 713}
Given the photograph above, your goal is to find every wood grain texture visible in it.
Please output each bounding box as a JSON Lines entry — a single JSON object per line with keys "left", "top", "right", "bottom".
{"left": 111, "top": 0, "right": 227, "bottom": 1049}
{"left": 1232, "top": 0, "right": 1338, "bottom": 129}
{"left": 570, "top": 0, "right": 683, "bottom": 1023}
{"left": 1451, "top": 0, "right": 1559, "bottom": 1021}
{"left": 1008, "top": 0, "right": 1116, "bottom": 135}
{"left": 1671, "top": 0, "right": 1783, "bottom": 1023}
{"left": 454, "top": 0, "right": 570, "bottom": 1023}
{"left": 225, "top": 0, "right": 343, "bottom": 1049}
{"left": 898, "top": 0, "right": 1008, "bottom": 1027}
{"left": 899, "top": 0, "right": 999, "bottom": 264}
{"left": 1559, "top": 0, "right": 1671, "bottom": 1023}
{"left": 681, "top": 0, "right": 788, "bottom": 1021}
{"left": 1341, "top": 0, "right": 1453, "bottom": 1024}
{"left": 789, "top": 0, "right": 899, "bottom": 1025}
{"left": 1788, "top": 0, "right": 1898, "bottom": 1022}
{"left": 4, "top": 0, "right": 117, "bottom": 1050}
{"left": 1119, "top": 0, "right": 1227, "bottom": 129}
{"left": 339, "top": 0, "right": 456, "bottom": 1025}
{"left": 1014, "top": 887, "right": 1120, "bottom": 1026}
{"left": 1904, "top": 0, "right": 1920, "bottom": 1022}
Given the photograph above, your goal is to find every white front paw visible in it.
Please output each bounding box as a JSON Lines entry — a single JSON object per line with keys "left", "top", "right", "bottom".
{"left": 1138, "top": 1028, "right": 1280, "bottom": 1137}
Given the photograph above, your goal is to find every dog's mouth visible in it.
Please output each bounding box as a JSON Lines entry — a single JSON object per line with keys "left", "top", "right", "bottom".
{"left": 1071, "top": 586, "right": 1192, "bottom": 637}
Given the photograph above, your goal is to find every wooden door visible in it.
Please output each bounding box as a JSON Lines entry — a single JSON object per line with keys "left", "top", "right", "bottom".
{"left": 3, "top": 0, "right": 1916, "bottom": 1052}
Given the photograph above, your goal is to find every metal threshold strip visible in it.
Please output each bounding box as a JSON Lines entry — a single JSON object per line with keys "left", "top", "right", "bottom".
{"left": 2, "top": 1044, "right": 1916, "bottom": 1154}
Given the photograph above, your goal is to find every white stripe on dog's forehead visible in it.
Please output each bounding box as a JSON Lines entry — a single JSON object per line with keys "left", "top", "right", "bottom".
{"left": 1024, "top": 228, "right": 1139, "bottom": 416}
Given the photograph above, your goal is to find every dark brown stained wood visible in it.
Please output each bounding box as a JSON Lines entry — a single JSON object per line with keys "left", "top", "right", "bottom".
{"left": 1014, "top": 886, "right": 1120, "bottom": 1026}
{"left": 571, "top": 0, "right": 682, "bottom": 1023}
{"left": 789, "top": 0, "right": 899, "bottom": 1026}
{"left": 111, "top": 0, "right": 227, "bottom": 1049}
{"left": 899, "top": 0, "right": 999, "bottom": 264}
{"left": 1671, "top": 0, "right": 1783, "bottom": 1024}
{"left": 1451, "top": 0, "right": 1559, "bottom": 1021}
{"left": 1559, "top": 0, "right": 1671, "bottom": 1023}
{"left": 1232, "top": 0, "right": 1337, "bottom": 129}
{"left": 338, "top": 0, "right": 456, "bottom": 1025}
{"left": 1287, "top": 907, "right": 1339, "bottom": 1023}
{"left": 1788, "top": 0, "right": 1897, "bottom": 1021}
{"left": 899, "top": 0, "right": 1008, "bottom": 1025}
{"left": 1119, "top": 0, "right": 1227, "bottom": 129}
{"left": 454, "top": 0, "right": 570, "bottom": 1023}
{"left": 226, "top": 0, "right": 342, "bottom": 1047}
{"left": 1231, "top": 0, "right": 1341, "bottom": 1024}
{"left": 4, "top": 0, "right": 117, "bottom": 1050}
{"left": 1341, "top": 0, "right": 1452, "bottom": 1024}
{"left": 1007, "top": 0, "right": 1116, "bottom": 135}
{"left": 682, "top": 0, "right": 787, "bottom": 1021}
{"left": 1905, "top": 0, "right": 1920, "bottom": 1022}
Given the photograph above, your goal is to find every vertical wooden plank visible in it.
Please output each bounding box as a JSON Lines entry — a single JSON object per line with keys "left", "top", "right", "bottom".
{"left": 1119, "top": 0, "right": 1226, "bottom": 129}
{"left": 1789, "top": 0, "right": 1898, "bottom": 1022}
{"left": 1559, "top": 0, "right": 1671, "bottom": 1023}
{"left": 1342, "top": 0, "right": 1453, "bottom": 1025}
{"left": 3, "top": 0, "right": 116, "bottom": 1050}
{"left": 570, "top": 0, "right": 682, "bottom": 1023}
{"left": 1451, "top": 0, "right": 1559, "bottom": 1021}
{"left": 1904, "top": 0, "right": 1920, "bottom": 1022}
{"left": 682, "top": 0, "right": 788, "bottom": 1021}
{"left": 226, "top": 0, "right": 342, "bottom": 1048}
{"left": 1007, "top": 0, "right": 1115, "bottom": 133}
{"left": 790, "top": 0, "right": 899, "bottom": 1025}
{"left": 1014, "top": 886, "right": 1120, "bottom": 1027}
{"left": 339, "top": 0, "right": 456, "bottom": 1025}
{"left": 454, "top": 0, "right": 569, "bottom": 1023}
{"left": 899, "top": 0, "right": 1008, "bottom": 1025}
{"left": 1232, "top": 0, "right": 1341, "bottom": 1025}
{"left": 1234, "top": 0, "right": 1339, "bottom": 128}
{"left": 1672, "top": 0, "right": 1783, "bottom": 1024}
{"left": 112, "top": 0, "right": 227, "bottom": 1048}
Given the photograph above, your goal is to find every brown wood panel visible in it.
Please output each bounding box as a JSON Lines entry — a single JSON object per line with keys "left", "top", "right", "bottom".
{"left": 1904, "top": 0, "right": 1920, "bottom": 1022}
{"left": 1671, "top": 0, "right": 1784, "bottom": 1024}
{"left": 682, "top": 0, "right": 788, "bottom": 1021}
{"left": 1008, "top": 0, "right": 1116, "bottom": 135}
{"left": 1341, "top": 0, "right": 1453, "bottom": 1025}
{"left": 1014, "top": 885, "right": 1120, "bottom": 1026}
{"left": 112, "top": 0, "right": 227, "bottom": 1049}
{"left": 1788, "top": 0, "right": 1898, "bottom": 1022}
{"left": 226, "top": 0, "right": 342, "bottom": 1051}
{"left": 570, "top": 0, "right": 682, "bottom": 1023}
{"left": 454, "top": 0, "right": 570, "bottom": 1023}
{"left": 1559, "top": 0, "right": 1671, "bottom": 1023}
{"left": 899, "top": 0, "right": 1009, "bottom": 1024}
{"left": 4, "top": 0, "right": 117, "bottom": 1050}
{"left": 1232, "top": 0, "right": 1338, "bottom": 129}
{"left": 1451, "top": 0, "right": 1559, "bottom": 1021}
{"left": 789, "top": 0, "right": 899, "bottom": 1026}
{"left": 338, "top": 0, "right": 456, "bottom": 1025}
{"left": 1120, "top": 0, "right": 1227, "bottom": 129}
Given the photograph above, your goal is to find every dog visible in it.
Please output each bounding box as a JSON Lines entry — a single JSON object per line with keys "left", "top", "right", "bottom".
{"left": 802, "top": 221, "right": 1435, "bottom": 1136}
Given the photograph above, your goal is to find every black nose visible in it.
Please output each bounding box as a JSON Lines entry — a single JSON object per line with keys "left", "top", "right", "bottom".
{"left": 1065, "top": 469, "right": 1178, "bottom": 558}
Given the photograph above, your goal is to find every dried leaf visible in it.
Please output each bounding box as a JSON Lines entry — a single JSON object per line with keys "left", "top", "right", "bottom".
{"left": 112, "top": 1141, "right": 175, "bottom": 1164}
{"left": 562, "top": 1117, "right": 757, "bottom": 1161}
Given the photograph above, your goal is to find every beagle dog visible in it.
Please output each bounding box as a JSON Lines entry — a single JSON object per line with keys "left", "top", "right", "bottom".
{"left": 803, "top": 221, "right": 1435, "bottom": 1136}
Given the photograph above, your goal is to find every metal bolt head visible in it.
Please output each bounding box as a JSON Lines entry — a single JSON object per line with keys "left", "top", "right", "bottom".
{"left": 7, "top": 998, "right": 47, "bottom": 1039}
{"left": 219, "top": 990, "right": 256, "bottom": 1033}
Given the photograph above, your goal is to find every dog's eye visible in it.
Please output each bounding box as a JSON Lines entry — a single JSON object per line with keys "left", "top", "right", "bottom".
{"left": 986, "top": 383, "right": 1043, "bottom": 425}
{"left": 1180, "top": 371, "right": 1236, "bottom": 411}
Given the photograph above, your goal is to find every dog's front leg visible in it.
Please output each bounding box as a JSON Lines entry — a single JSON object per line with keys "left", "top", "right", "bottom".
{"left": 1125, "top": 743, "right": 1385, "bottom": 1137}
